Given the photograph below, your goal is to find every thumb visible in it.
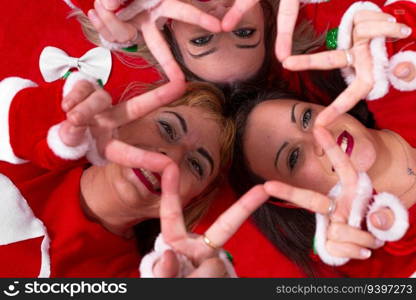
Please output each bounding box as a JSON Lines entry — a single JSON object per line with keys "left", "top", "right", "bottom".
{"left": 369, "top": 207, "right": 395, "bottom": 231}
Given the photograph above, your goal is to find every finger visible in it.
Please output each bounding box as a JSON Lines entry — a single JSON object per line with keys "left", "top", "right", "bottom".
{"left": 153, "top": 250, "right": 180, "bottom": 278}
{"left": 141, "top": 22, "right": 185, "bottom": 82}
{"left": 88, "top": 9, "right": 114, "bottom": 42}
{"left": 158, "top": 0, "right": 221, "bottom": 33}
{"left": 369, "top": 207, "right": 395, "bottom": 231}
{"left": 187, "top": 258, "right": 228, "bottom": 278}
{"left": 222, "top": 0, "right": 259, "bottom": 31}
{"left": 313, "top": 126, "right": 358, "bottom": 189}
{"left": 204, "top": 185, "right": 269, "bottom": 248}
{"left": 59, "top": 121, "right": 88, "bottom": 147}
{"left": 327, "top": 222, "right": 384, "bottom": 249}
{"left": 353, "top": 21, "right": 412, "bottom": 42}
{"left": 160, "top": 163, "right": 188, "bottom": 245}
{"left": 67, "top": 89, "right": 112, "bottom": 126}
{"left": 283, "top": 50, "right": 350, "bottom": 71}
{"left": 264, "top": 181, "right": 332, "bottom": 214}
{"left": 62, "top": 80, "right": 96, "bottom": 112}
{"left": 104, "top": 139, "right": 173, "bottom": 171}
{"left": 95, "top": 0, "right": 138, "bottom": 43}
{"left": 326, "top": 240, "right": 372, "bottom": 260}
{"left": 314, "top": 79, "right": 371, "bottom": 127}
{"left": 275, "top": 0, "right": 300, "bottom": 61}
{"left": 96, "top": 81, "right": 186, "bottom": 129}
{"left": 393, "top": 61, "right": 416, "bottom": 82}
{"left": 99, "top": 0, "right": 121, "bottom": 11}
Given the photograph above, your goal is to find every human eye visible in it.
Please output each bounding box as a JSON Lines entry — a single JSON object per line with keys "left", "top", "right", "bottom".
{"left": 158, "top": 121, "right": 176, "bottom": 141}
{"left": 233, "top": 28, "right": 256, "bottom": 39}
{"left": 188, "top": 157, "right": 204, "bottom": 179}
{"left": 287, "top": 148, "right": 300, "bottom": 171}
{"left": 301, "top": 108, "right": 313, "bottom": 130}
{"left": 190, "top": 34, "right": 214, "bottom": 46}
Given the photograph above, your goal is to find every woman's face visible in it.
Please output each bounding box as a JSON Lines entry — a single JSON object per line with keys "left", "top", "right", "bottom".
{"left": 243, "top": 99, "right": 379, "bottom": 194}
{"left": 171, "top": 0, "right": 265, "bottom": 83}
{"left": 107, "top": 105, "right": 222, "bottom": 217}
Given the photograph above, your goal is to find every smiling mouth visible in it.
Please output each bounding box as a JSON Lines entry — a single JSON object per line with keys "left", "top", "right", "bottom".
{"left": 337, "top": 130, "right": 354, "bottom": 157}
{"left": 133, "top": 168, "right": 162, "bottom": 195}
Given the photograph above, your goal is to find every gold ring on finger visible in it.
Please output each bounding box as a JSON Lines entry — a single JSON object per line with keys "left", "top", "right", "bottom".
{"left": 202, "top": 234, "right": 220, "bottom": 250}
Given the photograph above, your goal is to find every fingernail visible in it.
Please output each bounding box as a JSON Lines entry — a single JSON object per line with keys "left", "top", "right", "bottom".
{"left": 374, "top": 212, "right": 387, "bottom": 228}
{"left": 398, "top": 67, "right": 411, "bottom": 78}
{"left": 360, "top": 249, "right": 372, "bottom": 258}
{"left": 401, "top": 26, "right": 412, "bottom": 37}
{"left": 388, "top": 16, "right": 396, "bottom": 23}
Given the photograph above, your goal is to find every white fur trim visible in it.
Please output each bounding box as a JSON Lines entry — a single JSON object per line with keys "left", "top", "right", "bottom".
{"left": 63, "top": 71, "right": 98, "bottom": 98}
{"left": 0, "top": 174, "right": 50, "bottom": 277}
{"left": 47, "top": 123, "right": 90, "bottom": 161}
{"left": 388, "top": 51, "right": 416, "bottom": 91}
{"left": 315, "top": 173, "right": 373, "bottom": 266}
{"left": 366, "top": 192, "right": 409, "bottom": 242}
{"left": 0, "top": 77, "right": 36, "bottom": 164}
{"left": 99, "top": 35, "right": 135, "bottom": 51}
{"left": 117, "top": 0, "right": 162, "bottom": 21}
{"left": 411, "top": 271, "right": 416, "bottom": 278}
{"left": 139, "top": 233, "right": 238, "bottom": 278}
{"left": 337, "top": 2, "right": 389, "bottom": 100}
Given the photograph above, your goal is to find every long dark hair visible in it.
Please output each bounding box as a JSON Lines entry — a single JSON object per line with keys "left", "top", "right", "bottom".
{"left": 230, "top": 71, "right": 374, "bottom": 277}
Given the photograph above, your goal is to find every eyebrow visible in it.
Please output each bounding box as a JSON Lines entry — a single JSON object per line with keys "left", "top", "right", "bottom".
{"left": 189, "top": 38, "right": 262, "bottom": 59}
{"left": 163, "top": 111, "right": 188, "bottom": 133}
{"left": 291, "top": 103, "right": 299, "bottom": 123}
{"left": 274, "top": 141, "right": 288, "bottom": 168}
{"left": 197, "top": 148, "right": 215, "bottom": 176}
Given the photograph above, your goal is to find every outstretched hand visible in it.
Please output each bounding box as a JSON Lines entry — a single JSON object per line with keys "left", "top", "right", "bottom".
{"left": 60, "top": 78, "right": 185, "bottom": 172}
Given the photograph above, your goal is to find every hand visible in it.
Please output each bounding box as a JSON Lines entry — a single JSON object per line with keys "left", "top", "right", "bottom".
{"left": 60, "top": 79, "right": 186, "bottom": 172}
{"left": 89, "top": 0, "right": 221, "bottom": 82}
{"left": 264, "top": 127, "right": 389, "bottom": 261}
{"left": 282, "top": 10, "right": 413, "bottom": 127}
{"left": 222, "top": 0, "right": 300, "bottom": 62}
{"left": 157, "top": 163, "right": 269, "bottom": 277}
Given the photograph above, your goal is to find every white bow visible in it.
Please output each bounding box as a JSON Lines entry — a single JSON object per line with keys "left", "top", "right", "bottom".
{"left": 39, "top": 46, "right": 112, "bottom": 85}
